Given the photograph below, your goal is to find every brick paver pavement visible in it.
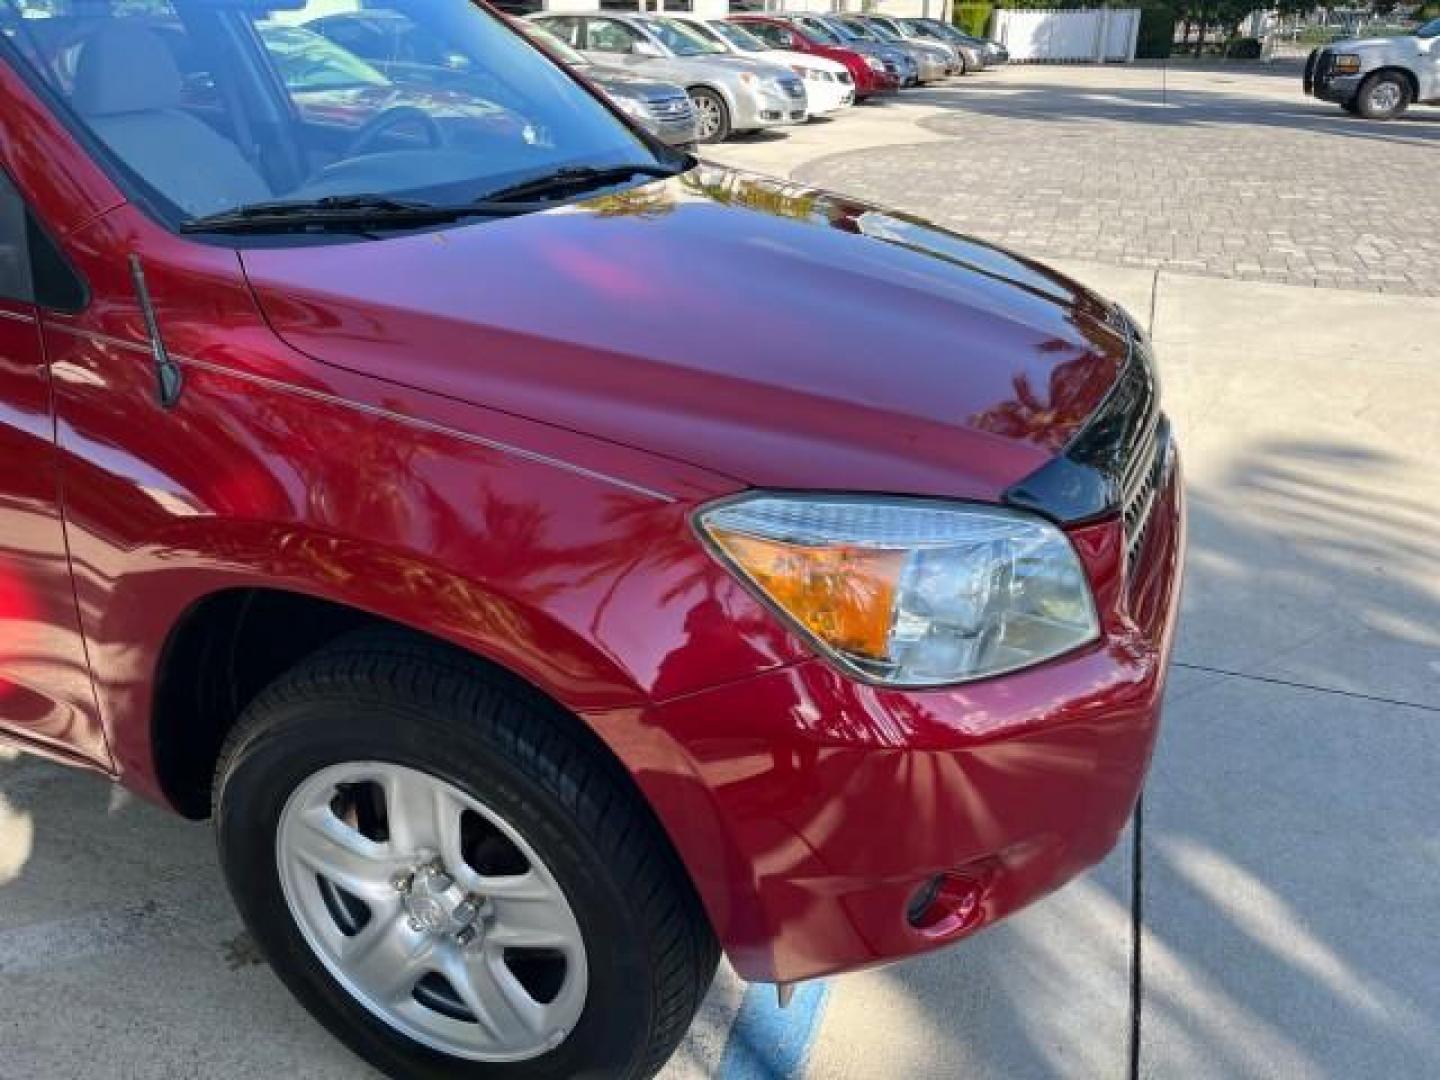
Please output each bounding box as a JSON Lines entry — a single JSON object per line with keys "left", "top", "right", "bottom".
{"left": 790, "top": 65, "right": 1439, "bottom": 295}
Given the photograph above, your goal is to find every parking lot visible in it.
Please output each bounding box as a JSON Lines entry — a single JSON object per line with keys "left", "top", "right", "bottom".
{"left": 2, "top": 62, "right": 1438, "bottom": 1079}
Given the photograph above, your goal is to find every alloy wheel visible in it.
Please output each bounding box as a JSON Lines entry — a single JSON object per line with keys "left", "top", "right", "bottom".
{"left": 691, "top": 93, "right": 723, "bottom": 142}
{"left": 1368, "top": 81, "right": 1401, "bottom": 113}
{"left": 276, "top": 761, "right": 588, "bottom": 1062}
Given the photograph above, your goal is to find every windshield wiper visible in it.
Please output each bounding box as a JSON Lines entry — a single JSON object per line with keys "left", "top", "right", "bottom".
{"left": 478, "top": 164, "right": 681, "bottom": 205}
{"left": 180, "top": 194, "right": 529, "bottom": 235}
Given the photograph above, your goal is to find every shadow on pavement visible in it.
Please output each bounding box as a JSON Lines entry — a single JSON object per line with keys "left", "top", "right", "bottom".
{"left": 905, "top": 75, "right": 1440, "bottom": 149}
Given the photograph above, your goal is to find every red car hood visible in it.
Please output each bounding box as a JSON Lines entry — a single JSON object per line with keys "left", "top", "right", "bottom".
{"left": 242, "top": 165, "right": 1131, "bottom": 502}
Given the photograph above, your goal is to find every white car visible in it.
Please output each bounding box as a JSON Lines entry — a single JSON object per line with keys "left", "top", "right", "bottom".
{"left": 675, "top": 14, "right": 855, "bottom": 116}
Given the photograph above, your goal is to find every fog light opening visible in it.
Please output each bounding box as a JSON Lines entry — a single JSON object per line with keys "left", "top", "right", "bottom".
{"left": 906, "top": 868, "right": 990, "bottom": 937}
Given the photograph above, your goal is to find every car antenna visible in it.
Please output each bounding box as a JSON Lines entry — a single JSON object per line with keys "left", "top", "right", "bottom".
{"left": 127, "top": 254, "right": 184, "bottom": 409}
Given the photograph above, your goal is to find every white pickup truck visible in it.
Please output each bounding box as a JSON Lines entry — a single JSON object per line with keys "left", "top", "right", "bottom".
{"left": 1304, "top": 17, "right": 1440, "bottom": 119}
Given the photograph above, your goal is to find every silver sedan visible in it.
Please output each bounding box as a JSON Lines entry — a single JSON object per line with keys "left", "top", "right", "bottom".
{"left": 528, "top": 12, "right": 808, "bottom": 143}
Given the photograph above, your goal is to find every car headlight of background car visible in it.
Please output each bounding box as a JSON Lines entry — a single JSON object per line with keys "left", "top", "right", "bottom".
{"left": 697, "top": 494, "right": 1099, "bottom": 687}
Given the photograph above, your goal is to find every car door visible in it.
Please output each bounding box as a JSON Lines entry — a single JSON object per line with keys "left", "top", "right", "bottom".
{"left": 0, "top": 168, "right": 107, "bottom": 766}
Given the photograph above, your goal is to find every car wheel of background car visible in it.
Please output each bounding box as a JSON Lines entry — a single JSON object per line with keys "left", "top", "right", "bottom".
{"left": 213, "top": 630, "right": 718, "bottom": 1079}
{"left": 687, "top": 88, "right": 731, "bottom": 143}
{"left": 1355, "top": 71, "right": 1411, "bottom": 120}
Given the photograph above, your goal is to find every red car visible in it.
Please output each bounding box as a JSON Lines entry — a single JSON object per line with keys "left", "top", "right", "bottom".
{"left": 0, "top": 0, "right": 1182, "bottom": 1077}
{"left": 730, "top": 13, "right": 900, "bottom": 98}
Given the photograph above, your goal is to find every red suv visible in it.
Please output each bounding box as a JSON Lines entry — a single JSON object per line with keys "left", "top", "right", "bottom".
{"left": 0, "top": 0, "right": 1182, "bottom": 1077}
{"left": 730, "top": 13, "right": 900, "bottom": 98}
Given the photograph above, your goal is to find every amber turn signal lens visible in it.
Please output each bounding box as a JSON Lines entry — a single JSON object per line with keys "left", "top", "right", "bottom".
{"left": 707, "top": 529, "right": 905, "bottom": 660}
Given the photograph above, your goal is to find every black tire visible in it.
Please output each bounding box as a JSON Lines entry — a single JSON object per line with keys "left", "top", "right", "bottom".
{"left": 687, "top": 88, "right": 731, "bottom": 144}
{"left": 213, "top": 631, "right": 718, "bottom": 1080}
{"left": 1340, "top": 98, "right": 1361, "bottom": 115}
{"left": 1355, "top": 71, "right": 1411, "bottom": 120}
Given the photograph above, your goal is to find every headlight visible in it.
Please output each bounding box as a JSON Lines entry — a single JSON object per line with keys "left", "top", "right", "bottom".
{"left": 865, "top": 55, "right": 886, "bottom": 72}
{"left": 610, "top": 94, "right": 651, "bottom": 122}
{"left": 698, "top": 495, "right": 1099, "bottom": 687}
{"left": 1333, "top": 53, "right": 1361, "bottom": 73}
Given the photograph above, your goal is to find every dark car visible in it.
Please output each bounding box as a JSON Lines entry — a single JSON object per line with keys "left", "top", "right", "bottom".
{"left": 0, "top": 0, "right": 1183, "bottom": 1077}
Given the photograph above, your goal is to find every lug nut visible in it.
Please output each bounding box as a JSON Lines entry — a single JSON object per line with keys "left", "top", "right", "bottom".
{"left": 391, "top": 871, "right": 414, "bottom": 893}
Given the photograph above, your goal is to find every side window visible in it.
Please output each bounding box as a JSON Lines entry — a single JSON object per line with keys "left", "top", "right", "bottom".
{"left": 586, "top": 19, "right": 641, "bottom": 55}
{"left": 0, "top": 171, "right": 32, "bottom": 305}
{"left": 539, "top": 17, "right": 581, "bottom": 48}
{"left": 746, "top": 23, "right": 789, "bottom": 48}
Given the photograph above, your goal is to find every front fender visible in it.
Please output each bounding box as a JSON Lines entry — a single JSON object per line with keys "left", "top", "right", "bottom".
{"left": 44, "top": 205, "right": 811, "bottom": 801}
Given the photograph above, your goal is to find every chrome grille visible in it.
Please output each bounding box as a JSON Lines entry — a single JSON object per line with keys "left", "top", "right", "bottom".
{"left": 648, "top": 95, "right": 693, "bottom": 122}
{"left": 1121, "top": 413, "right": 1168, "bottom": 567}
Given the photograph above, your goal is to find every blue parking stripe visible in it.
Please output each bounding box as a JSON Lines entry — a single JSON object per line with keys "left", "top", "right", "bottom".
{"left": 717, "top": 980, "right": 831, "bottom": 1080}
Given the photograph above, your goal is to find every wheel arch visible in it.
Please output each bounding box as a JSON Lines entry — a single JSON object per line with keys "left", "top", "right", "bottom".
{"left": 150, "top": 584, "right": 743, "bottom": 971}
{"left": 1366, "top": 65, "right": 1420, "bottom": 100}
{"left": 148, "top": 584, "right": 642, "bottom": 819}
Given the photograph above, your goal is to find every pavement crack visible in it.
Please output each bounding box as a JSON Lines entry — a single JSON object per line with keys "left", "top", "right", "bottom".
{"left": 1173, "top": 661, "right": 1439, "bottom": 713}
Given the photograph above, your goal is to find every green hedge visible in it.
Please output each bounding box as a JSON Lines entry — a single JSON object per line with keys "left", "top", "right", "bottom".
{"left": 1135, "top": 2, "right": 1175, "bottom": 59}
{"left": 1226, "top": 35, "right": 1262, "bottom": 59}
{"left": 953, "top": 2, "right": 994, "bottom": 38}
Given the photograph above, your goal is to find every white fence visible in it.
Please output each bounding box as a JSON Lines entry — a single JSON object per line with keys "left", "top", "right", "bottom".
{"left": 992, "top": 8, "right": 1141, "bottom": 63}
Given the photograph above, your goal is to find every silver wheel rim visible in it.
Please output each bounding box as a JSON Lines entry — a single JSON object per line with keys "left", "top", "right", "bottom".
{"left": 1369, "top": 81, "right": 1401, "bottom": 112}
{"left": 277, "top": 762, "right": 588, "bottom": 1062}
{"left": 691, "top": 93, "right": 722, "bottom": 140}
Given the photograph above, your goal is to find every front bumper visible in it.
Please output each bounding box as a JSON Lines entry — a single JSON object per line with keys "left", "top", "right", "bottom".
{"left": 916, "top": 55, "right": 950, "bottom": 81}
{"left": 644, "top": 115, "right": 699, "bottom": 147}
{"left": 631, "top": 453, "right": 1185, "bottom": 984}
{"left": 736, "top": 87, "right": 809, "bottom": 130}
{"left": 804, "top": 78, "right": 854, "bottom": 115}
{"left": 1303, "top": 47, "right": 1362, "bottom": 104}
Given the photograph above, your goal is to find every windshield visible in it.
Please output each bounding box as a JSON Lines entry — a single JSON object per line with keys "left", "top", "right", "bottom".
{"left": 0, "top": 0, "right": 663, "bottom": 230}
{"left": 827, "top": 19, "right": 871, "bottom": 42}
{"left": 1417, "top": 18, "right": 1440, "bottom": 38}
{"left": 706, "top": 20, "right": 770, "bottom": 53}
{"left": 646, "top": 17, "right": 726, "bottom": 57}
{"left": 863, "top": 21, "right": 902, "bottom": 43}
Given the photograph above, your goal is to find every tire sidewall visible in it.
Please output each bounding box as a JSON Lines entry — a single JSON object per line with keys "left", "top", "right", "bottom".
{"left": 1358, "top": 73, "right": 1409, "bottom": 120}
{"left": 216, "top": 696, "right": 653, "bottom": 1080}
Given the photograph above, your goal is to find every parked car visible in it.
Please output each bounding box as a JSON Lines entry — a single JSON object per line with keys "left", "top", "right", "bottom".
{"left": 729, "top": 13, "right": 900, "bottom": 100}
{"left": 512, "top": 20, "right": 698, "bottom": 147}
{"left": 834, "top": 14, "right": 951, "bottom": 82}
{"left": 1304, "top": 16, "right": 1439, "bottom": 119}
{"left": 0, "top": 1, "right": 1184, "bottom": 1080}
{"left": 904, "top": 18, "right": 1000, "bottom": 72}
{"left": 674, "top": 15, "right": 854, "bottom": 117}
{"left": 854, "top": 13, "right": 963, "bottom": 76}
{"left": 530, "top": 11, "right": 806, "bottom": 142}
{"left": 786, "top": 13, "right": 919, "bottom": 86}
